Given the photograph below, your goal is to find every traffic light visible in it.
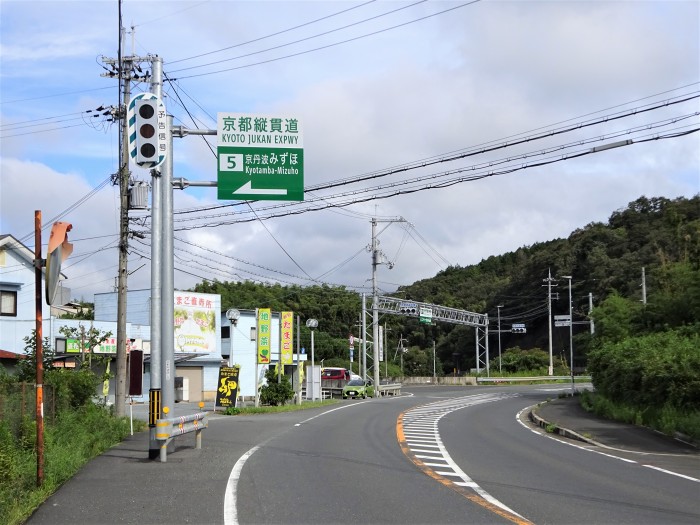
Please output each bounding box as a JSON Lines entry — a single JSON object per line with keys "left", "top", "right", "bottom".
{"left": 511, "top": 326, "right": 527, "bottom": 334}
{"left": 399, "top": 302, "right": 417, "bottom": 314}
{"left": 134, "top": 98, "right": 163, "bottom": 166}
{"left": 45, "top": 222, "right": 73, "bottom": 305}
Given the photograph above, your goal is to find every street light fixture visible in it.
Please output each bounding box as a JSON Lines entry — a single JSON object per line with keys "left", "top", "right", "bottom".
{"left": 306, "top": 319, "right": 318, "bottom": 400}
{"left": 561, "top": 276, "right": 575, "bottom": 394}
{"left": 496, "top": 305, "right": 503, "bottom": 374}
{"left": 225, "top": 309, "right": 240, "bottom": 367}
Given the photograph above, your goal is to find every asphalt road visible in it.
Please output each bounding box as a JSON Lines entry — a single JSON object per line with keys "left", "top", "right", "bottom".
{"left": 27, "top": 385, "right": 699, "bottom": 525}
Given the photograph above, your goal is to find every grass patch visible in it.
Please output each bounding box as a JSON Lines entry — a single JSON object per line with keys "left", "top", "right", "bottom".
{"left": 223, "top": 399, "right": 338, "bottom": 415}
{"left": 0, "top": 404, "right": 147, "bottom": 525}
{"left": 579, "top": 390, "right": 700, "bottom": 442}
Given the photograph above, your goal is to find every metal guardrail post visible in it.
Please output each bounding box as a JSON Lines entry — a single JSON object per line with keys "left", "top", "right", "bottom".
{"left": 154, "top": 411, "right": 209, "bottom": 463}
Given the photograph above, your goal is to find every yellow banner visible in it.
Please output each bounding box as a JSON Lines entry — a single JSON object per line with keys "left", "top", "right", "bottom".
{"left": 280, "top": 311, "right": 293, "bottom": 365}
{"left": 257, "top": 308, "right": 271, "bottom": 364}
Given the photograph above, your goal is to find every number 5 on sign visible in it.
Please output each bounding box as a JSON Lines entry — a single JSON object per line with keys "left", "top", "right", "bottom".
{"left": 219, "top": 153, "right": 243, "bottom": 172}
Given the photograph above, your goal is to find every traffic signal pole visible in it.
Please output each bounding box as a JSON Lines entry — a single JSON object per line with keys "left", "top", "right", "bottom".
{"left": 149, "top": 56, "right": 164, "bottom": 459}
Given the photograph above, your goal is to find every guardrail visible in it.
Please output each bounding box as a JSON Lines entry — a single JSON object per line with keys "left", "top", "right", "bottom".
{"left": 376, "top": 383, "right": 402, "bottom": 396}
{"left": 476, "top": 376, "right": 591, "bottom": 384}
{"left": 155, "top": 411, "right": 209, "bottom": 462}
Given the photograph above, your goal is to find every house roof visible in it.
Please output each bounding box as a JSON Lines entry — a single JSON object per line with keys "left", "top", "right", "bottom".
{"left": 0, "top": 233, "right": 66, "bottom": 279}
{"left": 0, "top": 349, "right": 25, "bottom": 360}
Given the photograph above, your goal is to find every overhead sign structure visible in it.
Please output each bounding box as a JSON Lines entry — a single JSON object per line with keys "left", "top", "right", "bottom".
{"left": 128, "top": 93, "right": 167, "bottom": 169}
{"left": 217, "top": 113, "right": 304, "bottom": 201}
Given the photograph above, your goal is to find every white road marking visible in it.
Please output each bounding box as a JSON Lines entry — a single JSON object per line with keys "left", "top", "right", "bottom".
{"left": 224, "top": 445, "right": 260, "bottom": 525}
{"left": 401, "top": 392, "right": 525, "bottom": 518}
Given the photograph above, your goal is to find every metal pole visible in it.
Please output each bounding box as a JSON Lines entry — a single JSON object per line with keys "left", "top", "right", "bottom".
{"left": 148, "top": 57, "right": 163, "bottom": 460}
{"left": 310, "top": 329, "right": 315, "bottom": 400}
{"left": 361, "top": 294, "right": 367, "bottom": 381}
{"left": 568, "top": 277, "right": 574, "bottom": 394}
{"left": 296, "top": 315, "right": 301, "bottom": 405}
{"left": 158, "top": 63, "right": 176, "bottom": 417}
{"left": 433, "top": 340, "right": 436, "bottom": 379}
{"left": 497, "top": 305, "right": 503, "bottom": 374}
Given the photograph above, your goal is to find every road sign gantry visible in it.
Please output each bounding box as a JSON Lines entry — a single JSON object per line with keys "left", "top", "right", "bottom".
{"left": 375, "top": 295, "right": 488, "bottom": 327}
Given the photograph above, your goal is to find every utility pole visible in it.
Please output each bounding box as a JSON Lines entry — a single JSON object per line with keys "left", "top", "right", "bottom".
{"left": 101, "top": 34, "right": 139, "bottom": 418}
{"left": 589, "top": 292, "right": 595, "bottom": 335}
{"left": 369, "top": 216, "right": 403, "bottom": 391}
{"left": 496, "top": 305, "right": 503, "bottom": 374}
{"left": 641, "top": 267, "right": 647, "bottom": 305}
{"left": 542, "top": 269, "right": 557, "bottom": 376}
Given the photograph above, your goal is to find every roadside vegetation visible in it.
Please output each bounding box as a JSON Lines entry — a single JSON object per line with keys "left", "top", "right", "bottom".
{"left": 0, "top": 336, "right": 146, "bottom": 525}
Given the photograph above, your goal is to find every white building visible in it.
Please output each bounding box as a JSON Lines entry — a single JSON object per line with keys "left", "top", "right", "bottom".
{"left": 1, "top": 234, "right": 304, "bottom": 404}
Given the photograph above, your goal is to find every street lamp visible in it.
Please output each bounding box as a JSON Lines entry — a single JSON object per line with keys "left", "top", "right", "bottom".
{"left": 225, "top": 309, "right": 240, "bottom": 368}
{"left": 496, "top": 305, "right": 503, "bottom": 374}
{"left": 306, "top": 319, "right": 318, "bottom": 400}
{"left": 561, "top": 276, "right": 575, "bottom": 394}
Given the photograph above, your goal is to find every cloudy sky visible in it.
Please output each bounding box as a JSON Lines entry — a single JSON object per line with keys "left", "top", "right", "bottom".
{"left": 1, "top": 0, "right": 698, "bottom": 305}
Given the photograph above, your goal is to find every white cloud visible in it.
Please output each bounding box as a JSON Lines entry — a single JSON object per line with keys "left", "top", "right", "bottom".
{"left": 1, "top": 0, "right": 698, "bottom": 303}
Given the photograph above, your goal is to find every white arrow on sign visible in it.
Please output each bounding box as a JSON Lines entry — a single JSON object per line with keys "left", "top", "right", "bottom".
{"left": 232, "top": 181, "right": 287, "bottom": 196}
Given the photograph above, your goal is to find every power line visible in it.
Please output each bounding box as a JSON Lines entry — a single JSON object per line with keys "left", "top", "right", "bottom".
{"left": 168, "top": 1, "right": 427, "bottom": 74}
{"left": 168, "top": 1, "right": 482, "bottom": 81}
{"left": 168, "top": 0, "right": 379, "bottom": 65}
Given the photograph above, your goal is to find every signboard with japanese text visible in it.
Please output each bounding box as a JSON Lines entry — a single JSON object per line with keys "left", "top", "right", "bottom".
{"left": 217, "top": 113, "right": 304, "bottom": 201}
{"left": 174, "top": 291, "right": 219, "bottom": 354}
{"left": 257, "top": 308, "right": 272, "bottom": 364}
{"left": 216, "top": 365, "right": 241, "bottom": 408}
{"left": 419, "top": 307, "right": 433, "bottom": 324}
{"left": 66, "top": 337, "right": 119, "bottom": 355}
{"left": 280, "top": 311, "right": 294, "bottom": 365}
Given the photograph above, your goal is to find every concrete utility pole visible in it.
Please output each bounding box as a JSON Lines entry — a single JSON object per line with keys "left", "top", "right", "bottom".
{"left": 370, "top": 216, "right": 404, "bottom": 391}
{"left": 542, "top": 269, "right": 557, "bottom": 376}
{"left": 641, "top": 267, "right": 647, "bottom": 304}
{"left": 101, "top": 43, "right": 143, "bottom": 418}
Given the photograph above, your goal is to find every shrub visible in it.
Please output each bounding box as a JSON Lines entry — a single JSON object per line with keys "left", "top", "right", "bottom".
{"left": 259, "top": 368, "right": 294, "bottom": 406}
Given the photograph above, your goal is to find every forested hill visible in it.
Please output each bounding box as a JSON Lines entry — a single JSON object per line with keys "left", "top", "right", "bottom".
{"left": 195, "top": 195, "right": 699, "bottom": 372}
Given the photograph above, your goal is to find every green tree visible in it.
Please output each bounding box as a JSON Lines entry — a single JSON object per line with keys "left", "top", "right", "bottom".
{"left": 58, "top": 324, "right": 112, "bottom": 371}
{"left": 15, "top": 331, "right": 54, "bottom": 383}
{"left": 259, "top": 367, "right": 294, "bottom": 406}
{"left": 590, "top": 293, "right": 643, "bottom": 344}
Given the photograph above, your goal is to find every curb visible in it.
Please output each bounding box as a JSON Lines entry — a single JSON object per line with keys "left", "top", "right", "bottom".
{"left": 528, "top": 406, "right": 604, "bottom": 447}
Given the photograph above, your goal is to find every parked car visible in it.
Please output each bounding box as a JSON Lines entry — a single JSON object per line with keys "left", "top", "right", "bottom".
{"left": 321, "top": 367, "right": 351, "bottom": 381}
{"left": 342, "top": 379, "right": 369, "bottom": 399}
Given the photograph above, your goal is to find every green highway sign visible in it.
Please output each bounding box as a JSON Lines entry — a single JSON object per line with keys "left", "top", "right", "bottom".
{"left": 217, "top": 113, "right": 304, "bottom": 201}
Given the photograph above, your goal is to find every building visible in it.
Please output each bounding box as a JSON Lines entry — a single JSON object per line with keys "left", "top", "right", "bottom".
{"left": 1, "top": 234, "right": 304, "bottom": 404}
